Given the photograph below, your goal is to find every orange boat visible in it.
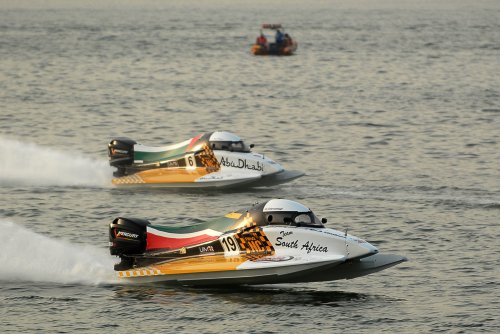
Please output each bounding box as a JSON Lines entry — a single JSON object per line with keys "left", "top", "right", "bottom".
{"left": 251, "top": 24, "right": 298, "bottom": 56}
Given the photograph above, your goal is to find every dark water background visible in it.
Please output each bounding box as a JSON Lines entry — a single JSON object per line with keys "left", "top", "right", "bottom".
{"left": 1, "top": 0, "right": 499, "bottom": 332}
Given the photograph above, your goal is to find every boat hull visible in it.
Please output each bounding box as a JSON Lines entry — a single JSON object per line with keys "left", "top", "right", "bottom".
{"left": 111, "top": 169, "right": 304, "bottom": 189}
{"left": 109, "top": 132, "right": 303, "bottom": 189}
{"left": 251, "top": 42, "right": 298, "bottom": 56}
{"left": 115, "top": 253, "right": 406, "bottom": 286}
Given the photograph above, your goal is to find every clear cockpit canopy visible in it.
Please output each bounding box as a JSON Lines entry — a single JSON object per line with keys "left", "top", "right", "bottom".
{"left": 210, "top": 140, "right": 252, "bottom": 153}
{"left": 265, "top": 211, "right": 324, "bottom": 227}
{"left": 208, "top": 131, "right": 252, "bottom": 153}
{"left": 261, "top": 199, "right": 325, "bottom": 227}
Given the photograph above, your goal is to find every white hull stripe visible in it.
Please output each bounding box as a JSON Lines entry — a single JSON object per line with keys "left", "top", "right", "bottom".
{"left": 147, "top": 227, "right": 223, "bottom": 239}
{"left": 134, "top": 138, "right": 193, "bottom": 153}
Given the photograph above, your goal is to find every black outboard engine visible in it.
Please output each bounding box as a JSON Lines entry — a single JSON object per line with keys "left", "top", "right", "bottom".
{"left": 109, "top": 217, "right": 150, "bottom": 271}
{"left": 108, "top": 137, "right": 136, "bottom": 176}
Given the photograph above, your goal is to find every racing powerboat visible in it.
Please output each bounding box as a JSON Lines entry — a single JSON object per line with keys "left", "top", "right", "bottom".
{"left": 251, "top": 24, "right": 298, "bottom": 56}
{"left": 108, "top": 131, "right": 303, "bottom": 188}
{"left": 109, "top": 199, "right": 407, "bottom": 285}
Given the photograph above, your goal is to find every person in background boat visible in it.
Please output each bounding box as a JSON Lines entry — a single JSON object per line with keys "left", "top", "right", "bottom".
{"left": 284, "top": 33, "right": 293, "bottom": 47}
{"left": 256, "top": 31, "right": 268, "bottom": 49}
{"left": 275, "top": 29, "right": 284, "bottom": 46}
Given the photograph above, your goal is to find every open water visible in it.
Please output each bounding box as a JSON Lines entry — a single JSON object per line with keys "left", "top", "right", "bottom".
{"left": 1, "top": 0, "right": 499, "bottom": 333}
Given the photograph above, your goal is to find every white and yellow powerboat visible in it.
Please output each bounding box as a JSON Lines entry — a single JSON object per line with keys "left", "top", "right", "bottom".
{"left": 109, "top": 199, "right": 407, "bottom": 286}
{"left": 108, "top": 131, "right": 303, "bottom": 188}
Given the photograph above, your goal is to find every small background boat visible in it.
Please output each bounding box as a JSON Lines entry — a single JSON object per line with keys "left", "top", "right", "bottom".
{"left": 251, "top": 24, "right": 298, "bottom": 56}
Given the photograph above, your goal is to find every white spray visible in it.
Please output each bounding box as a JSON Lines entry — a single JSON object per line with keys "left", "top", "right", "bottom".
{"left": 0, "top": 220, "right": 118, "bottom": 285}
{"left": 0, "top": 136, "right": 113, "bottom": 187}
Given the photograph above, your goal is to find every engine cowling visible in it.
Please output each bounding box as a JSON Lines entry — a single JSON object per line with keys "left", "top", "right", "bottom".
{"left": 109, "top": 217, "right": 149, "bottom": 255}
{"left": 108, "top": 137, "right": 136, "bottom": 169}
{"left": 109, "top": 217, "right": 150, "bottom": 271}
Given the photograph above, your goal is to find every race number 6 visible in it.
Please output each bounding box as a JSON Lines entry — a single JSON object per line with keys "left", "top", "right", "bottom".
{"left": 185, "top": 153, "right": 196, "bottom": 170}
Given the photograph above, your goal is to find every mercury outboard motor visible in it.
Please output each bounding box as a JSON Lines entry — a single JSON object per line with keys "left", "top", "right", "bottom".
{"left": 108, "top": 137, "right": 136, "bottom": 176}
{"left": 109, "top": 217, "right": 150, "bottom": 270}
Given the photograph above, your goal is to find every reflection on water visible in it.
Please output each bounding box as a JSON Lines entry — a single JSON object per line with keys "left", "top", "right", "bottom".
{"left": 112, "top": 284, "right": 371, "bottom": 307}
{"left": 109, "top": 184, "right": 279, "bottom": 195}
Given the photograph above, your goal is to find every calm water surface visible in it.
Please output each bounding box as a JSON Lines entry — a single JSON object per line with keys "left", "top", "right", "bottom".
{"left": 1, "top": 0, "right": 499, "bottom": 333}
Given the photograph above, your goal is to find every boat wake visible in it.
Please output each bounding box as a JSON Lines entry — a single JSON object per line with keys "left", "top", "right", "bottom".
{"left": 0, "top": 220, "right": 117, "bottom": 285}
{"left": 0, "top": 136, "right": 113, "bottom": 188}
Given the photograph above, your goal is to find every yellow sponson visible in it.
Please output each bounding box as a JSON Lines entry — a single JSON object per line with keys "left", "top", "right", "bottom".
{"left": 117, "top": 255, "right": 252, "bottom": 277}
{"left": 153, "top": 255, "right": 247, "bottom": 274}
{"left": 112, "top": 167, "right": 211, "bottom": 185}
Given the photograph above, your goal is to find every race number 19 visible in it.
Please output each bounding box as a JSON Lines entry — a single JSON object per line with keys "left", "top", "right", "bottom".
{"left": 220, "top": 235, "right": 240, "bottom": 256}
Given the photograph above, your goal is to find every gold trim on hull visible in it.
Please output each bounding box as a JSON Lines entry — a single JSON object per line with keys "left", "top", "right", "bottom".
{"left": 117, "top": 255, "right": 247, "bottom": 278}
{"left": 112, "top": 167, "right": 211, "bottom": 185}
